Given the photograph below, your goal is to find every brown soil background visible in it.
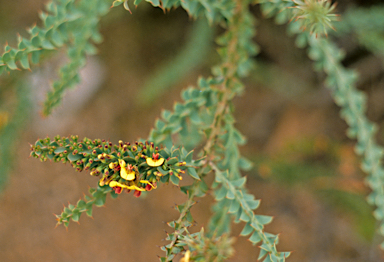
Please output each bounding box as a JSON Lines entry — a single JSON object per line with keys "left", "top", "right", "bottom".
{"left": 1, "top": 1, "right": 384, "bottom": 261}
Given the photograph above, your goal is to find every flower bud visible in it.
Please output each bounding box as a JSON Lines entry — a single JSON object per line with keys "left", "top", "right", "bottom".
{"left": 145, "top": 183, "right": 153, "bottom": 191}
{"left": 109, "top": 162, "right": 115, "bottom": 169}
{"left": 114, "top": 187, "right": 123, "bottom": 194}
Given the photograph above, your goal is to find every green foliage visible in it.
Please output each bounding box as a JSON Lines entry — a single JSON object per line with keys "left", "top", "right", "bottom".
{"left": 55, "top": 185, "right": 114, "bottom": 227}
{"left": 212, "top": 165, "right": 290, "bottom": 262}
{"left": 290, "top": 0, "right": 338, "bottom": 36}
{"left": 160, "top": 180, "right": 209, "bottom": 261}
{"left": 30, "top": 135, "right": 199, "bottom": 226}
{"left": 261, "top": 0, "right": 384, "bottom": 250}
{"left": 0, "top": 0, "right": 111, "bottom": 116}
{"left": 10, "top": 0, "right": 291, "bottom": 260}
{"left": 308, "top": 33, "right": 384, "bottom": 248}
{"left": 174, "top": 228, "right": 235, "bottom": 262}
{"left": 4, "top": 0, "right": 384, "bottom": 260}
{"left": 145, "top": 1, "right": 281, "bottom": 259}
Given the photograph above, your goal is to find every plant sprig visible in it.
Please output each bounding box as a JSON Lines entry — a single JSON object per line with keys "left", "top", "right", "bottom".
{"left": 261, "top": 0, "right": 384, "bottom": 250}
{"left": 0, "top": 0, "right": 111, "bottom": 116}
{"left": 30, "top": 135, "right": 200, "bottom": 226}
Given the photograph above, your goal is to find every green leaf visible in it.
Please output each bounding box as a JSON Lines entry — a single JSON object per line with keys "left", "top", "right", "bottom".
{"left": 226, "top": 189, "right": 235, "bottom": 199}
{"left": 94, "top": 194, "right": 106, "bottom": 207}
{"left": 166, "top": 157, "right": 178, "bottom": 165}
{"left": 159, "top": 148, "right": 170, "bottom": 159}
{"left": 86, "top": 205, "right": 93, "bottom": 217}
{"left": 228, "top": 199, "right": 240, "bottom": 213}
{"left": 155, "top": 119, "right": 166, "bottom": 131}
{"left": 231, "top": 177, "right": 246, "bottom": 188}
{"left": 170, "top": 173, "right": 180, "bottom": 185}
{"left": 110, "top": 191, "right": 119, "bottom": 199}
{"left": 239, "top": 157, "right": 253, "bottom": 171}
{"left": 240, "top": 223, "right": 253, "bottom": 236}
{"left": 157, "top": 166, "right": 169, "bottom": 175}
{"left": 256, "top": 215, "right": 273, "bottom": 225}
{"left": 54, "top": 147, "right": 66, "bottom": 154}
{"left": 181, "top": 147, "right": 188, "bottom": 158}
{"left": 112, "top": 1, "right": 123, "bottom": 7}
{"left": 197, "top": 179, "right": 208, "bottom": 196}
{"left": 185, "top": 150, "right": 194, "bottom": 163}
{"left": 215, "top": 186, "right": 227, "bottom": 201}
{"left": 77, "top": 199, "right": 87, "bottom": 210}
{"left": 258, "top": 248, "right": 269, "bottom": 260}
{"left": 239, "top": 209, "right": 250, "bottom": 222}
{"left": 246, "top": 199, "right": 260, "bottom": 210}
{"left": 51, "top": 30, "right": 64, "bottom": 46}
{"left": 19, "top": 55, "right": 30, "bottom": 70}
{"left": 160, "top": 174, "right": 169, "bottom": 183}
{"left": 6, "top": 60, "right": 18, "bottom": 70}
{"left": 41, "top": 39, "right": 56, "bottom": 50}
{"left": 71, "top": 211, "right": 81, "bottom": 222}
{"left": 67, "top": 153, "right": 82, "bottom": 162}
{"left": 187, "top": 167, "right": 200, "bottom": 180}
{"left": 262, "top": 254, "right": 273, "bottom": 262}
{"left": 180, "top": 185, "right": 191, "bottom": 195}
{"left": 249, "top": 231, "right": 262, "bottom": 244}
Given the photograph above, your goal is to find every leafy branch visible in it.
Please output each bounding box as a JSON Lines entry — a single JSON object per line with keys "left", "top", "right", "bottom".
{"left": 160, "top": 180, "right": 207, "bottom": 261}
{"left": 260, "top": 0, "right": 384, "bottom": 249}
{"left": 0, "top": 0, "right": 111, "bottom": 115}
{"left": 211, "top": 163, "right": 290, "bottom": 262}
{"left": 30, "top": 136, "right": 199, "bottom": 226}
{"left": 136, "top": 0, "right": 290, "bottom": 259}
{"left": 55, "top": 185, "right": 115, "bottom": 227}
{"left": 308, "top": 35, "right": 384, "bottom": 248}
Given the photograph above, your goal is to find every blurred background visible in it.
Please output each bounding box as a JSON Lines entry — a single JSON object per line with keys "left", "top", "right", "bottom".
{"left": 1, "top": 0, "right": 384, "bottom": 261}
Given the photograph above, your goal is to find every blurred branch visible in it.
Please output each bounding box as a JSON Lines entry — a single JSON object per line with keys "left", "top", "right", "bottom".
{"left": 0, "top": 81, "right": 31, "bottom": 192}
{"left": 136, "top": 17, "right": 214, "bottom": 106}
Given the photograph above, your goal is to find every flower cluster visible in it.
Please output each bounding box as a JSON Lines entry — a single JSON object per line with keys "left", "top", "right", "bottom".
{"left": 30, "top": 135, "right": 190, "bottom": 197}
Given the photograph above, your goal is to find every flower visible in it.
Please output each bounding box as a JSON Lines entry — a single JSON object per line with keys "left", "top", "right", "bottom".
{"left": 140, "top": 180, "right": 157, "bottom": 191}
{"left": 119, "top": 159, "right": 136, "bottom": 181}
{"left": 114, "top": 186, "right": 123, "bottom": 194}
{"left": 133, "top": 190, "right": 141, "bottom": 198}
{"left": 180, "top": 250, "right": 190, "bottom": 262}
{"left": 146, "top": 153, "right": 164, "bottom": 167}
{"left": 109, "top": 181, "right": 146, "bottom": 192}
{"left": 109, "top": 162, "right": 116, "bottom": 169}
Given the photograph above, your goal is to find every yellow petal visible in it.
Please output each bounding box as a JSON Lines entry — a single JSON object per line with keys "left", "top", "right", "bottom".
{"left": 118, "top": 159, "right": 126, "bottom": 167}
{"left": 109, "top": 181, "right": 146, "bottom": 191}
{"left": 180, "top": 250, "right": 190, "bottom": 262}
{"left": 146, "top": 157, "right": 165, "bottom": 167}
{"left": 109, "top": 181, "right": 121, "bottom": 188}
{"left": 120, "top": 167, "right": 135, "bottom": 181}
{"left": 140, "top": 180, "right": 157, "bottom": 189}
